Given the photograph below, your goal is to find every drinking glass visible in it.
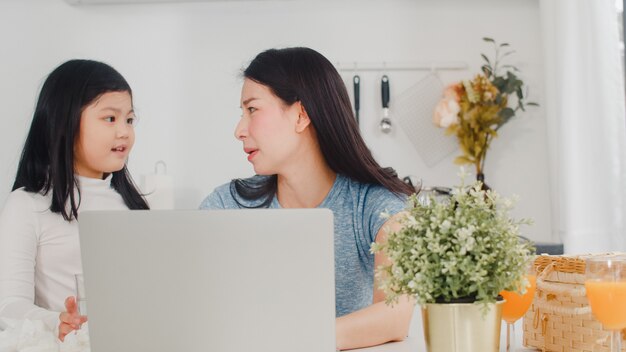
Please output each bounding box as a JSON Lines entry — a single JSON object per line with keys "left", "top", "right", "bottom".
{"left": 500, "top": 260, "right": 537, "bottom": 352}
{"left": 75, "top": 274, "right": 87, "bottom": 330}
{"left": 585, "top": 256, "right": 626, "bottom": 352}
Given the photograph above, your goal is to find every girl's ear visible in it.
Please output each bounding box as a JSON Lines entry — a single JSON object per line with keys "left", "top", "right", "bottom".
{"left": 295, "top": 102, "right": 312, "bottom": 133}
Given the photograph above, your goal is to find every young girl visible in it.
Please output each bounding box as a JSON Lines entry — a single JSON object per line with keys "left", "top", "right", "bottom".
{"left": 0, "top": 60, "right": 149, "bottom": 341}
{"left": 200, "top": 47, "right": 416, "bottom": 350}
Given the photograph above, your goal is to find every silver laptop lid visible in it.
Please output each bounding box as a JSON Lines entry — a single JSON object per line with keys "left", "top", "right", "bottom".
{"left": 79, "top": 209, "right": 335, "bottom": 352}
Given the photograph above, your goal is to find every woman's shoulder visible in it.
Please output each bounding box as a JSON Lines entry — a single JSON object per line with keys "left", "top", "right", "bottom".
{"left": 199, "top": 182, "right": 231, "bottom": 209}
{"left": 341, "top": 175, "right": 406, "bottom": 201}
{"left": 200, "top": 175, "right": 272, "bottom": 209}
{"left": 212, "top": 181, "right": 234, "bottom": 200}
{"left": 339, "top": 175, "right": 407, "bottom": 216}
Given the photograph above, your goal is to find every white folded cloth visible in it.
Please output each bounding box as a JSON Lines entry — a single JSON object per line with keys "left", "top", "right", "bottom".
{"left": 0, "top": 318, "right": 90, "bottom": 352}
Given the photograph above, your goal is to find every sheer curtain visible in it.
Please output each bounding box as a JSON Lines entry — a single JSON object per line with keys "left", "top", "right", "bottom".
{"left": 540, "top": 0, "right": 626, "bottom": 253}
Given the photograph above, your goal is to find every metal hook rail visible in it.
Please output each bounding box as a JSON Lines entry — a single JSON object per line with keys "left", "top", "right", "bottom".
{"left": 335, "top": 61, "right": 468, "bottom": 72}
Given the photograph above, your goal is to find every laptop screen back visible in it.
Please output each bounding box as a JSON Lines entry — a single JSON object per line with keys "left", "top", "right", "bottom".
{"left": 78, "top": 209, "right": 335, "bottom": 352}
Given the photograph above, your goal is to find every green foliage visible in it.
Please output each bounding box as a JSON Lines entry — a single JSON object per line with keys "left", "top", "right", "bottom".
{"left": 480, "top": 38, "right": 538, "bottom": 131}
{"left": 371, "top": 173, "right": 534, "bottom": 308}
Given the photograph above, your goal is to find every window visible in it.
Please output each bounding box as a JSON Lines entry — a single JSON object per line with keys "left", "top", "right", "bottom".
{"left": 615, "top": 0, "right": 626, "bottom": 80}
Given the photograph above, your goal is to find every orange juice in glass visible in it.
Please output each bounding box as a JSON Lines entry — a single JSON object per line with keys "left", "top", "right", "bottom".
{"left": 585, "top": 256, "right": 626, "bottom": 352}
{"left": 500, "top": 259, "right": 536, "bottom": 352}
{"left": 501, "top": 274, "right": 537, "bottom": 324}
{"left": 585, "top": 281, "right": 626, "bottom": 330}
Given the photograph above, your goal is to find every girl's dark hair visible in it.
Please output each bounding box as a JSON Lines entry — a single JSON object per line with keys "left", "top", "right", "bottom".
{"left": 232, "top": 47, "right": 413, "bottom": 207}
{"left": 12, "top": 59, "right": 149, "bottom": 220}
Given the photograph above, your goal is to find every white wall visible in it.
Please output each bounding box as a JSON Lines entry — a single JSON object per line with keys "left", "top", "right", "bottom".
{"left": 0, "top": 0, "right": 552, "bottom": 242}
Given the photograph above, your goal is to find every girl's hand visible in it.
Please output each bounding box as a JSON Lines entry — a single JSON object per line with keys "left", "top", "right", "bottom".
{"left": 58, "top": 296, "right": 88, "bottom": 341}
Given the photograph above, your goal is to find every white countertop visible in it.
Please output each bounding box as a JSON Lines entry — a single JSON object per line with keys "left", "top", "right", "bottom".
{"left": 0, "top": 312, "right": 540, "bottom": 352}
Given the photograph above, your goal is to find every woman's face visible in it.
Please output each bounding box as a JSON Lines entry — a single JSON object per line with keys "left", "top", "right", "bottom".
{"left": 236, "top": 78, "right": 303, "bottom": 175}
{"left": 74, "top": 91, "right": 136, "bottom": 179}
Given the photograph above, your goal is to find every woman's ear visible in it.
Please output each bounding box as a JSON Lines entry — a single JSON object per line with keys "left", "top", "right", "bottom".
{"left": 295, "top": 102, "right": 312, "bottom": 133}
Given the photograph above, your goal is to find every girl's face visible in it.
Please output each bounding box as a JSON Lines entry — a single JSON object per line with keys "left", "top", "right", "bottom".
{"left": 236, "top": 78, "right": 304, "bottom": 175}
{"left": 74, "top": 91, "right": 136, "bottom": 179}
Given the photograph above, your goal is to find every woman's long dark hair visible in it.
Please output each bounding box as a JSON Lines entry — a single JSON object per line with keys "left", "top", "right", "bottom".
{"left": 12, "top": 59, "right": 149, "bottom": 220}
{"left": 232, "top": 47, "right": 413, "bottom": 207}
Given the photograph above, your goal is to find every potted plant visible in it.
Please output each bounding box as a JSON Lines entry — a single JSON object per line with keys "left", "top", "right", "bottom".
{"left": 372, "top": 172, "right": 534, "bottom": 352}
{"left": 432, "top": 38, "right": 538, "bottom": 188}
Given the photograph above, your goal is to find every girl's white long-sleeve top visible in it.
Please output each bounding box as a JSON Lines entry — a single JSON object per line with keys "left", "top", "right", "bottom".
{"left": 0, "top": 175, "right": 127, "bottom": 330}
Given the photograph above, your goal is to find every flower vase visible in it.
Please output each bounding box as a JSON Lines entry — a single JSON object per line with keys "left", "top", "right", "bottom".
{"left": 422, "top": 300, "right": 504, "bottom": 352}
{"left": 476, "top": 172, "right": 491, "bottom": 191}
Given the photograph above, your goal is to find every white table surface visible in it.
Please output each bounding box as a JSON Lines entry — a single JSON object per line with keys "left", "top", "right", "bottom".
{"left": 351, "top": 311, "right": 539, "bottom": 352}
{"left": 0, "top": 311, "right": 540, "bottom": 352}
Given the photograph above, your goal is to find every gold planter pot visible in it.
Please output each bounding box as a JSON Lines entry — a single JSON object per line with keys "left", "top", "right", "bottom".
{"left": 422, "top": 300, "right": 504, "bottom": 352}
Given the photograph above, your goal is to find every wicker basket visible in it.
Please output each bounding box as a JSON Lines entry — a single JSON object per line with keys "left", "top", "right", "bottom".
{"left": 523, "top": 253, "right": 626, "bottom": 352}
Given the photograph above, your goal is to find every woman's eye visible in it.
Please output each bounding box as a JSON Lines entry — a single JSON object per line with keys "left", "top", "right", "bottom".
{"left": 104, "top": 116, "right": 115, "bottom": 123}
{"left": 247, "top": 107, "right": 257, "bottom": 114}
{"left": 127, "top": 117, "right": 135, "bottom": 125}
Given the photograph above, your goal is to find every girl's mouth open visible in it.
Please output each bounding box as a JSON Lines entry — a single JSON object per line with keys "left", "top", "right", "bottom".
{"left": 111, "top": 146, "right": 128, "bottom": 155}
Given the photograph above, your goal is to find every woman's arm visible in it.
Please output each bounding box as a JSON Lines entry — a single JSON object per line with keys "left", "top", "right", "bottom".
{"left": 335, "top": 214, "right": 415, "bottom": 350}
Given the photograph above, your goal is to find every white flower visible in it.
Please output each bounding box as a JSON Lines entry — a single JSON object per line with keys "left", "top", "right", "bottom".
{"left": 439, "top": 219, "right": 452, "bottom": 233}
{"left": 405, "top": 215, "right": 418, "bottom": 229}
{"left": 392, "top": 266, "right": 405, "bottom": 277}
{"left": 456, "top": 227, "right": 472, "bottom": 240}
{"left": 433, "top": 98, "right": 460, "bottom": 128}
{"left": 433, "top": 84, "right": 461, "bottom": 128}
{"left": 427, "top": 240, "right": 442, "bottom": 255}
{"left": 460, "top": 236, "right": 476, "bottom": 255}
{"left": 442, "top": 259, "right": 459, "bottom": 274}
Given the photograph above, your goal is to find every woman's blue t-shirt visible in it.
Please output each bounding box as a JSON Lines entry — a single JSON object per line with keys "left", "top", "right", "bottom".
{"left": 199, "top": 174, "right": 406, "bottom": 317}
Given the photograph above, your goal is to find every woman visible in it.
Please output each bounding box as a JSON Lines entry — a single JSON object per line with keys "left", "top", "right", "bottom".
{"left": 200, "top": 47, "right": 415, "bottom": 350}
{"left": 0, "top": 60, "right": 149, "bottom": 341}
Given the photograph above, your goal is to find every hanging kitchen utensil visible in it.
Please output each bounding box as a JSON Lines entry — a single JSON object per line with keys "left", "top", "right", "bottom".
{"left": 379, "top": 75, "right": 392, "bottom": 133}
{"left": 394, "top": 72, "right": 457, "bottom": 166}
{"left": 353, "top": 75, "right": 360, "bottom": 126}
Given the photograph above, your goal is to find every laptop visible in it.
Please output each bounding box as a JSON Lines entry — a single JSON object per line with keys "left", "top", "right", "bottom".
{"left": 78, "top": 209, "right": 336, "bottom": 352}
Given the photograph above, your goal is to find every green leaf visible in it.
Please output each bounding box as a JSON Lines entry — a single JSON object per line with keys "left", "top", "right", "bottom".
{"left": 483, "top": 37, "right": 495, "bottom": 43}
{"left": 502, "top": 65, "right": 520, "bottom": 72}
{"left": 516, "top": 86, "right": 523, "bottom": 100}
{"left": 500, "top": 43, "right": 510, "bottom": 47}
{"left": 499, "top": 107, "right": 515, "bottom": 121}
{"left": 492, "top": 77, "right": 507, "bottom": 92}
{"left": 481, "top": 54, "right": 491, "bottom": 65}
{"left": 501, "top": 51, "right": 516, "bottom": 58}
{"left": 501, "top": 72, "right": 522, "bottom": 94}
{"left": 481, "top": 65, "right": 492, "bottom": 77}
{"left": 526, "top": 102, "right": 539, "bottom": 106}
